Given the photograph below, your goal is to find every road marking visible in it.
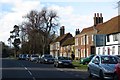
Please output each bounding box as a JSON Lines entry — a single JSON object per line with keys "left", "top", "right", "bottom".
{"left": 25, "top": 67, "right": 36, "bottom": 80}
{"left": 24, "top": 67, "right": 28, "bottom": 70}
{"left": 28, "top": 70, "right": 32, "bottom": 75}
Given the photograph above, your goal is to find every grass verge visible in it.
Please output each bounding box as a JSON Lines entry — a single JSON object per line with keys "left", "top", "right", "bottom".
{"left": 72, "top": 60, "right": 88, "bottom": 70}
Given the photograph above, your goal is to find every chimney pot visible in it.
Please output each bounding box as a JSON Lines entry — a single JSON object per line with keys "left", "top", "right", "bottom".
{"left": 97, "top": 13, "right": 99, "bottom": 17}
{"left": 94, "top": 13, "right": 96, "bottom": 17}
{"left": 100, "top": 13, "right": 102, "bottom": 17}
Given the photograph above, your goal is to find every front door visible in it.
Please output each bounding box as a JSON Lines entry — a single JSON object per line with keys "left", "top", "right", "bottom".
{"left": 91, "top": 46, "right": 95, "bottom": 54}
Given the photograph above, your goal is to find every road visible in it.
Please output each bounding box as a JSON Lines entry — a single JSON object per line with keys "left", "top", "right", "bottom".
{"left": 1, "top": 58, "right": 101, "bottom": 80}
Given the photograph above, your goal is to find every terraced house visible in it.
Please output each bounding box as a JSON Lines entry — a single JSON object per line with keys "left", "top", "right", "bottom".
{"left": 50, "top": 26, "right": 73, "bottom": 57}
{"left": 96, "top": 15, "right": 120, "bottom": 55}
{"left": 75, "top": 13, "right": 104, "bottom": 59}
{"left": 61, "top": 37, "right": 75, "bottom": 57}
{"left": 75, "top": 13, "right": 120, "bottom": 59}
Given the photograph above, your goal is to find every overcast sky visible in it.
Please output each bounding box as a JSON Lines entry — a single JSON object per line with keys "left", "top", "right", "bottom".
{"left": 0, "top": 0, "right": 119, "bottom": 45}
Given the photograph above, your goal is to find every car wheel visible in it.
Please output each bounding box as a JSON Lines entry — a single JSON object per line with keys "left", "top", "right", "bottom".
{"left": 113, "top": 73, "right": 119, "bottom": 80}
{"left": 99, "top": 70, "right": 104, "bottom": 80}
{"left": 88, "top": 68, "right": 92, "bottom": 77}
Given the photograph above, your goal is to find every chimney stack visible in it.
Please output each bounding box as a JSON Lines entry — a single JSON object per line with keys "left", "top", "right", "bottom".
{"left": 100, "top": 13, "right": 103, "bottom": 23}
{"left": 94, "top": 13, "right": 103, "bottom": 26}
{"left": 75, "top": 28, "right": 80, "bottom": 35}
{"left": 60, "top": 26, "right": 65, "bottom": 36}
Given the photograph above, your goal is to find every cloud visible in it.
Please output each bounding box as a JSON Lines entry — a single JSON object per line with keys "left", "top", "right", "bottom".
{"left": 0, "top": 0, "right": 118, "bottom": 45}
{"left": 0, "top": 0, "right": 41, "bottom": 44}
{"left": 48, "top": 5, "right": 93, "bottom": 36}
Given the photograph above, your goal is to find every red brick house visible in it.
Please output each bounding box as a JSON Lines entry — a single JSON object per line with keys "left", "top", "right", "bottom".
{"left": 75, "top": 13, "right": 103, "bottom": 59}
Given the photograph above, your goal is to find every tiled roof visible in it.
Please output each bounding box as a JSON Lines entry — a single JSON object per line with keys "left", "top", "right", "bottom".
{"left": 50, "top": 33, "right": 72, "bottom": 44}
{"left": 79, "top": 15, "right": 120, "bottom": 35}
{"left": 61, "top": 37, "right": 75, "bottom": 47}
{"left": 80, "top": 26, "right": 94, "bottom": 34}
{"left": 97, "top": 15, "right": 120, "bottom": 34}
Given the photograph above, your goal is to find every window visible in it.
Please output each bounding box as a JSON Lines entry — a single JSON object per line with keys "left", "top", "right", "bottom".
{"left": 75, "top": 49, "right": 78, "bottom": 57}
{"left": 107, "top": 35, "right": 110, "bottom": 42}
{"left": 113, "top": 34, "right": 118, "bottom": 41}
{"left": 82, "top": 36, "right": 85, "bottom": 45}
{"left": 92, "top": 35, "right": 94, "bottom": 41}
{"left": 75, "top": 38, "right": 78, "bottom": 46}
{"left": 108, "top": 47, "right": 110, "bottom": 55}
{"left": 103, "top": 47, "right": 105, "bottom": 55}
{"left": 98, "top": 48, "right": 100, "bottom": 55}
{"left": 118, "top": 46, "right": 120, "bottom": 55}
{"left": 112, "top": 46, "right": 115, "bottom": 55}
{"left": 81, "top": 37, "right": 82, "bottom": 45}
{"left": 87, "top": 48, "right": 89, "bottom": 57}
{"left": 83, "top": 49, "right": 85, "bottom": 57}
{"left": 81, "top": 36, "right": 85, "bottom": 45}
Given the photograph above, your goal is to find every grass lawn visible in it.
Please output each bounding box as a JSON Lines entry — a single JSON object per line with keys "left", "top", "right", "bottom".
{"left": 72, "top": 60, "right": 88, "bottom": 70}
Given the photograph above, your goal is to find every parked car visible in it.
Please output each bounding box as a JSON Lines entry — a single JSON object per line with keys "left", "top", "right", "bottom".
{"left": 40, "top": 54, "right": 54, "bottom": 64}
{"left": 88, "top": 55, "right": 118, "bottom": 79}
{"left": 54, "top": 56, "right": 73, "bottom": 68}
{"left": 26, "top": 54, "right": 31, "bottom": 60}
{"left": 17, "top": 54, "right": 23, "bottom": 60}
{"left": 29, "top": 54, "right": 40, "bottom": 62}
{"left": 116, "top": 55, "right": 120, "bottom": 59}
{"left": 80, "top": 54, "right": 95, "bottom": 65}
{"left": 18, "top": 54, "right": 28, "bottom": 60}
{"left": 113, "top": 59, "right": 120, "bottom": 80}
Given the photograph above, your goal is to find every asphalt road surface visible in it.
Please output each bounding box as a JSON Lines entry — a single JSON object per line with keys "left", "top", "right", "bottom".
{"left": 1, "top": 58, "right": 102, "bottom": 80}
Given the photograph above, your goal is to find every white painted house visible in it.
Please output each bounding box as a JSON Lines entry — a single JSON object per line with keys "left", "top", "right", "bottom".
{"left": 96, "top": 15, "right": 120, "bottom": 55}
{"left": 96, "top": 33, "right": 120, "bottom": 55}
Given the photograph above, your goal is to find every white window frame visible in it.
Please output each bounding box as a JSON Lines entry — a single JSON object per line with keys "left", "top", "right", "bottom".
{"left": 112, "top": 46, "right": 115, "bottom": 55}
{"left": 113, "top": 34, "right": 118, "bottom": 41}
{"left": 75, "top": 38, "right": 78, "bottom": 46}
{"left": 92, "top": 35, "right": 94, "bottom": 41}
{"left": 98, "top": 48, "right": 100, "bottom": 55}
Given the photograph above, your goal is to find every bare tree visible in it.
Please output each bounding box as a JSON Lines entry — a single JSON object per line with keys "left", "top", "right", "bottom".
{"left": 21, "top": 7, "right": 59, "bottom": 55}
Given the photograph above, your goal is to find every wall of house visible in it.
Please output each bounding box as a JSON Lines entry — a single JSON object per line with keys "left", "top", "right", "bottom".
{"left": 96, "top": 45, "right": 119, "bottom": 55}
{"left": 96, "top": 33, "right": 120, "bottom": 55}
{"left": 106, "top": 34, "right": 119, "bottom": 45}
{"left": 50, "top": 42, "right": 60, "bottom": 57}
{"left": 75, "top": 32, "right": 95, "bottom": 59}
{"left": 60, "top": 45, "right": 74, "bottom": 57}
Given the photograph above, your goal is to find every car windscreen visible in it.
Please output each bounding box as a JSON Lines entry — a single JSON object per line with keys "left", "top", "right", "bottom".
{"left": 44, "top": 55, "right": 52, "bottom": 58}
{"left": 32, "top": 55, "right": 39, "bottom": 57}
{"left": 101, "top": 56, "right": 118, "bottom": 64}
